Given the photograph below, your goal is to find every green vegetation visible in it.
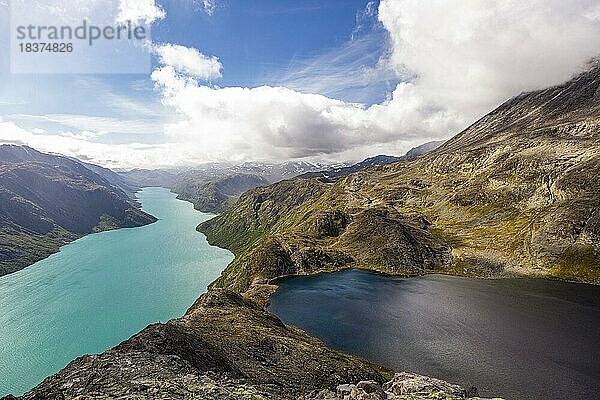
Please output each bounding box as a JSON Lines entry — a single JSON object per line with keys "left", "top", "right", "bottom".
{"left": 0, "top": 227, "right": 78, "bottom": 276}
{"left": 175, "top": 173, "right": 270, "bottom": 213}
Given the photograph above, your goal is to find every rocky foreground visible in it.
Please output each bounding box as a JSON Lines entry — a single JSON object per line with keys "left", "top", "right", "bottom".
{"left": 5, "top": 290, "right": 502, "bottom": 399}
{"left": 302, "top": 373, "right": 499, "bottom": 400}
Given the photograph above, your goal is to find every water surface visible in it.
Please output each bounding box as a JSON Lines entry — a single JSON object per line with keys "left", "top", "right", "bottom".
{"left": 0, "top": 187, "right": 233, "bottom": 396}
{"left": 269, "top": 269, "right": 600, "bottom": 400}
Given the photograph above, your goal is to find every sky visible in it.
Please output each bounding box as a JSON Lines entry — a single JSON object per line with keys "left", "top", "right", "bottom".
{"left": 1, "top": 0, "right": 600, "bottom": 168}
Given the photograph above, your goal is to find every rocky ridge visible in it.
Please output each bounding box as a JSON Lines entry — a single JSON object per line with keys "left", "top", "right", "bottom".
{"left": 302, "top": 373, "right": 501, "bottom": 400}
{"left": 6, "top": 290, "right": 501, "bottom": 400}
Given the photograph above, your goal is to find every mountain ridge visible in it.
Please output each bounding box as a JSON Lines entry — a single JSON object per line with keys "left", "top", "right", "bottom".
{"left": 199, "top": 64, "right": 600, "bottom": 297}
{"left": 0, "top": 145, "right": 156, "bottom": 276}
{"left": 297, "top": 141, "right": 445, "bottom": 182}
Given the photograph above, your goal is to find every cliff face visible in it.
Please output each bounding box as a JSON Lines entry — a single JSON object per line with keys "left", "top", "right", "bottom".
{"left": 200, "top": 65, "right": 600, "bottom": 294}
{"left": 9, "top": 290, "right": 498, "bottom": 400}
{"left": 0, "top": 145, "right": 156, "bottom": 276}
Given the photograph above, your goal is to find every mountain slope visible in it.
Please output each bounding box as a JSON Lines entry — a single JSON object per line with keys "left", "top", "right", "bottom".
{"left": 0, "top": 145, "right": 156, "bottom": 276}
{"left": 118, "top": 168, "right": 180, "bottom": 188}
{"left": 79, "top": 160, "right": 137, "bottom": 195}
{"left": 174, "top": 173, "right": 270, "bottom": 213}
{"left": 200, "top": 65, "right": 600, "bottom": 294}
{"left": 118, "top": 162, "right": 337, "bottom": 214}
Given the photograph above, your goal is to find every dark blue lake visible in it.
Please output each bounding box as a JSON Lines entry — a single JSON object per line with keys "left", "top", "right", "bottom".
{"left": 269, "top": 269, "right": 600, "bottom": 400}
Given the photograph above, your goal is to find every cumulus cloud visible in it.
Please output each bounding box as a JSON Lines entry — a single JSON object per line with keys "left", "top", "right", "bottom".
{"left": 151, "top": 64, "right": 457, "bottom": 161}
{"left": 153, "top": 44, "right": 222, "bottom": 80}
{"left": 378, "top": 0, "right": 600, "bottom": 120}
{"left": 145, "top": 0, "right": 600, "bottom": 164}
{"left": 7, "top": 1, "right": 600, "bottom": 168}
{"left": 116, "top": 0, "right": 165, "bottom": 25}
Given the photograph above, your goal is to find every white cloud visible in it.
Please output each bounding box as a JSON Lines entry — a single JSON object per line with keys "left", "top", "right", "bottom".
{"left": 146, "top": 0, "right": 600, "bottom": 164}
{"left": 6, "top": 1, "right": 600, "bottom": 168}
{"left": 153, "top": 44, "right": 223, "bottom": 81}
{"left": 0, "top": 120, "right": 179, "bottom": 169}
{"left": 116, "top": 0, "right": 165, "bottom": 25}
{"left": 151, "top": 65, "right": 457, "bottom": 161}
{"left": 201, "top": 0, "right": 217, "bottom": 16}
{"left": 378, "top": 0, "right": 600, "bottom": 121}
{"left": 9, "top": 114, "right": 161, "bottom": 136}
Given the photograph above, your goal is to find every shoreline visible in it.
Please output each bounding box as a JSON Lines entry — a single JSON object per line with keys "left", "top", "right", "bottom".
{"left": 0, "top": 189, "right": 157, "bottom": 279}
{"left": 4, "top": 192, "right": 591, "bottom": 399}
{"left": 0, "top": 188, "right": 232, "bottom": 398}
{"left": 234, "top": 263, "right": 600, "bottom": 307}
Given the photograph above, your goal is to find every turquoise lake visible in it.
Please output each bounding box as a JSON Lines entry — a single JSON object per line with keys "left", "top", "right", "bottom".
{"left": 0, "top": 187, "right": 233, "bottom": 396}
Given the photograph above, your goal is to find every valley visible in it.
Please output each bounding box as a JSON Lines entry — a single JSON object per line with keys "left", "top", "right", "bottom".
{"left": 3, "top": 65, "right": 600, "bottom": 400}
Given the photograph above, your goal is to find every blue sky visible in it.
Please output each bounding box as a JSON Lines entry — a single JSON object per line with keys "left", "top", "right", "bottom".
{"left": 0, "top": 0, "right": 401, "bottom": 167}
{"left": 1, "top": 0, "right": 599, "bottom": 168}
{"left": 0, "top": 0, "right": 391, "bottom": 117}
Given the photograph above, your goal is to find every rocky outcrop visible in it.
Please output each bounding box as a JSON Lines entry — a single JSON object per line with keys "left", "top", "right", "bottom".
{"left": 7, "top": 290, "right": 502, "bottom": 400}
{"left": 0, "top": 145, "right": 156, "bottom": 276}
{"left": 303, "top": 373, "right": 502, "bottom": 400}
{"left": 10, "top": 290, "right": 389, "bottom": 399}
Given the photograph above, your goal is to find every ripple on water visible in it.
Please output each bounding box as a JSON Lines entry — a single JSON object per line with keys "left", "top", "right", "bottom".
{"left": 269, "top": 269, "right": 600, "bottom": 400}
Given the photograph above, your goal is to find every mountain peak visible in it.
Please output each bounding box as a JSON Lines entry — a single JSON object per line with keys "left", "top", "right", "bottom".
{"left": 442, "top": 64, "right": 600, "bottom": 152}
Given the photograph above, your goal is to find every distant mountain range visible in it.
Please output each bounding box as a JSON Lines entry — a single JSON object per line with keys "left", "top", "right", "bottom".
{"left": 119, "top": 161, "right": 345, "bottom": 213}
{"left": 120, "top": 161, "right": 341, "bottom": 187}
{"left": 0, "top": 145, "right": 156, "bottom": 276}
{"left": 174, "top": 173, "right": 270, "bottom": 213}
{"left": 0, "top": 139, "right": 446, "bottom": 276}
{"left": 117, "top": 148, "right": 447, "bottom": 214}
{"left": 298, "top": 141, "right": 445, "bottom": 182}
